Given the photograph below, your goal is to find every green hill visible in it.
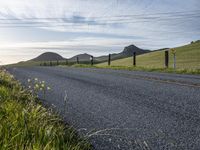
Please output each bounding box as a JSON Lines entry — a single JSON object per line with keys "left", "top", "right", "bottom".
{"left": 97, "top": 41, "right": 200, "bottom": 70}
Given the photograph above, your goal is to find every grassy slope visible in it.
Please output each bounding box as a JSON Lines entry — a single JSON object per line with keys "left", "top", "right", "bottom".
{"left": 97, "top": 42, "right": 200, "bottom": 69}
{"left": 0, "top": 69, "right": 91, "bottom": 150}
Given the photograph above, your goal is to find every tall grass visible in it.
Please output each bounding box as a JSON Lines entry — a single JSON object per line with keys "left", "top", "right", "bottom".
{"left": 0, "top": 68, "right": 91, "bottom": 150}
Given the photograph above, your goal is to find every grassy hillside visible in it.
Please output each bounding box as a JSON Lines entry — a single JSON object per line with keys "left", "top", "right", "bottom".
{"left": 0, "top": 68, "right": 91, "bottom": 150}
{"left": 97, "top": 41, "right": 200, "bottom": 70}
{"left": 7, "top": 61, "right": 42, "bottom": 67}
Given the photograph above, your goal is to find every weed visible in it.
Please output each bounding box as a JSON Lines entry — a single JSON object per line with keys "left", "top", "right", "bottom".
{"left": 0, "top": 69, "right": 91, "bottom": 150}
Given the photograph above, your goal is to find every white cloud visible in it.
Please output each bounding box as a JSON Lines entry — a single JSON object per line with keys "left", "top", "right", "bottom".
{"left": 0, "top": 0, "right": 199, "bottom": 64}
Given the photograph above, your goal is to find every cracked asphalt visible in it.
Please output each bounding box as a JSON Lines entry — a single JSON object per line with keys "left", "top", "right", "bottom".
{"left": 8, "top": 66, "right": 200, "bottom": 150}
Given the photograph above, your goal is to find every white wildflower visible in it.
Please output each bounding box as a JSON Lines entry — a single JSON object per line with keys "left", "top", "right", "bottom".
{"left": 41, "top": 84, "right": 45, "bottom": 88}
{"left": 35, "top": 84, "right": 39, "bottom": 89}
{"left": 64, "top": 90, "right": 68, "bottom": 102}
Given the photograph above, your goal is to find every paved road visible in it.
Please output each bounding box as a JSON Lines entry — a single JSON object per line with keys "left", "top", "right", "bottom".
{"left": 8, "top": 66, "right": 200, "bottom": 150}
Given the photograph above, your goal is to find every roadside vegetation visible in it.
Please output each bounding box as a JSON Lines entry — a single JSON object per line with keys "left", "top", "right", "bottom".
{"left": 0, "top": 68, "right": 91, "bottom": 150}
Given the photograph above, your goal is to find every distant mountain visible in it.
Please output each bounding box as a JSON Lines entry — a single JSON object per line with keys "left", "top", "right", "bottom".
{"left": 68, "top": 53, "right": 92, "bottom": 62}
{"left": 95, "top": 44, "right": 150, "bottom": 62}
{"left": 31, "top": 52, "right": 65, "bottom": 61}
{"left": 30, "top": 44, "right": 150, "bottom": 63}
{"left": 122, "top": 45, "right": 149, "bottom": 56}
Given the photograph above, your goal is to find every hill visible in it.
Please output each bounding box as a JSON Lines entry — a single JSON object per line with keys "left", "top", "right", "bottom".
{"left": 31, "top": 52, "right": 65, "bottom": 61}
{"left": 121, "top": 45, "right": 150, "bottom": 56}
{"left": 97, "top": 41, "right": 200, "bottom": 69}
{"left": 95, "top": 44, "right": 150, "bottom": 62}
{"left": 69, "top": 53, "right": 92, "bottom": 62}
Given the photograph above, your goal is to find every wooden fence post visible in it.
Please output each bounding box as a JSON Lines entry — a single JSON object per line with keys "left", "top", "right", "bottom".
{"left": 108, "top": 54, "right": 111, "bottom": 66}
{"left": 133, "top": 52, "right": 136, "bottom": 66}
{"left": 77, "top": 57, "right": 79, "bottom": 64}
{"left": 171, "top": 49, "right": 176, "bottom": 69}
{"left": 165, "top": 50, "right": 169, "bottom": 68}
{"left": 173, "top": 53, "right": 176, "bottom": 69}
{"left": 90, "top": 56, "right": 94, "bottom": 66}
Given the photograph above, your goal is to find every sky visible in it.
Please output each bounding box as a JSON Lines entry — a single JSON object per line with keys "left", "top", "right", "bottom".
{"left": 0, "top": 0, "right": 199, "bottom": 64}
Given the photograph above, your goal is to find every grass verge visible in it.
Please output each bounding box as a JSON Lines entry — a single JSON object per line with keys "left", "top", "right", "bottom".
{"left": 72, "top": 64, "right": 200, "bottom": 75}
{"left": 0, "top": 68, "right": 91, "bottom": 150}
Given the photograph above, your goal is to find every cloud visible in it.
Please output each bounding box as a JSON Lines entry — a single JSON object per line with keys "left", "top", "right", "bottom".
{"left": 0, "top": 0, "right": 199, "bottom": 36}
{"left": 0, "top": 0, "right": 199, "bottom": 64}
{"left": 64, "top": 15, "right": 101, "bottom": 25}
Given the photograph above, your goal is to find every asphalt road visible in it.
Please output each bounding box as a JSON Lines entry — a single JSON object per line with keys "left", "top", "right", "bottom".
{"left": 8, "top": 66, "right": 200, "bottom": 150}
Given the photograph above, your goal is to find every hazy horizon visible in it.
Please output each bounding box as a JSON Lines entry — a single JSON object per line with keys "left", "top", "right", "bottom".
{"left": 0, "top": 0, "right": 199, "bottom": 65}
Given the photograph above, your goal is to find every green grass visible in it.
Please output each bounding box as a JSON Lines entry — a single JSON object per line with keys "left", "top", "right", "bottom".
{"left": 0, "top": 68, "right": 91, "bottom": 150}
{"left": 6, "top": 59, "right": 86, "bottom": 68}
{"left": 72, "top": 64, "right": 200, "bottom": 75}
{"left": 6, "top": 61, "right": 42, "bottom": 67}
{"left": 97, "top": 41, "right": 200, "bottom": 70}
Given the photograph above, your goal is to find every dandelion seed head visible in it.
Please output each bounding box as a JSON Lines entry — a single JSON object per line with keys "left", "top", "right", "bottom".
{"left": 35, "top": 84, "right": 39, "bottom": 89}
{"left": 46, "top": 129, "right": 51, "bottom": 136}
{"left": 51, "top": 104, "right": 56, "bottom": 108}
{"left": 41, "top": 84, "right": 45, "bottom": 88}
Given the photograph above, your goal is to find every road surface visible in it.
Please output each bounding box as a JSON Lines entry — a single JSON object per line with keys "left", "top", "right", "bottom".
{"left": 8, "top": 66, "right": 200, "bottom": 150}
